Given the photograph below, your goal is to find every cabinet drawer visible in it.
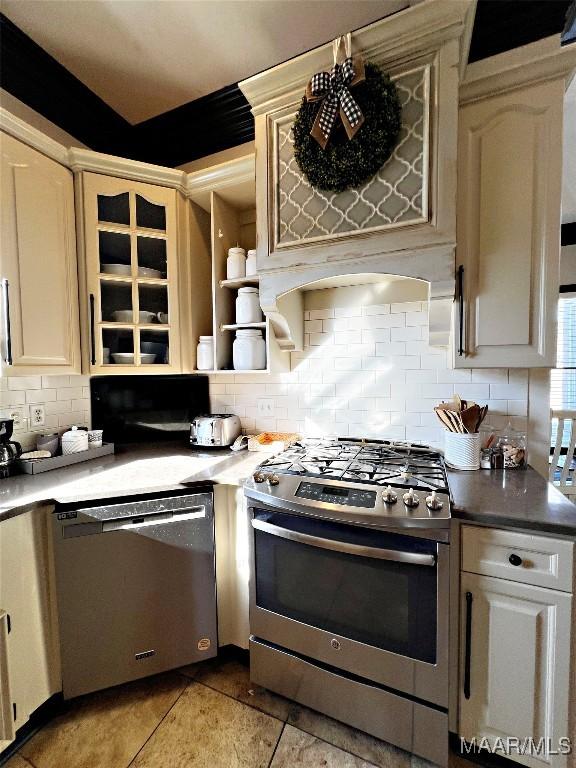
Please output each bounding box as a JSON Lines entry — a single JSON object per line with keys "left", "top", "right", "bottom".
{"left": 461, "top": 526, "right": 573, "bottom": 592}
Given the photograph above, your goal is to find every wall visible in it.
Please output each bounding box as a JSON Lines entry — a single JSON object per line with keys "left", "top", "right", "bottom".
{"left": 1, "top": 288, "right": 529, "bottom": 452}
{"left": 208, "top": 286, "right": 529, "bottom": 448}
{"left": 0, "top": 375, "right": 91, "bottom": 451}
{"left": 0, "top": 89, "right": 88, "bottom": 148}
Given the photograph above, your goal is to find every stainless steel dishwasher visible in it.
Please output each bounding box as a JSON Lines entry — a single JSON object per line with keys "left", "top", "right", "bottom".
{"left": 52, "top": 489, "right": 217, "bottom": 699}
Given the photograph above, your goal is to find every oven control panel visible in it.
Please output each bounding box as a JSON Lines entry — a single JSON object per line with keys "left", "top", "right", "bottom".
{"left": 295, "top": 482, "right": 377, "bottom": 508}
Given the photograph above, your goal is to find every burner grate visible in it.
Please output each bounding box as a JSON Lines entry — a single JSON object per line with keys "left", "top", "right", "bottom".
{"left": 258, "top": 438, "right": 448, "bottom": 493}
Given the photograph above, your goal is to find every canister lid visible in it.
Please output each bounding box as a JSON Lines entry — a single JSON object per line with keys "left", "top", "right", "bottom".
{"left": 228, "top": 247, "right": 246, "bottom": 256}
{"left": 238, "top": 286, "right": 259, "bottom": 293}
{"left": 199, "top": 335, "right": 214, "bottom": 342}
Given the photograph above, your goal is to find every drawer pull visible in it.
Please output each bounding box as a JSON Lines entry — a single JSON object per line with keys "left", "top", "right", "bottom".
{"left": 508, "top": 553, "right": 523, "bottom": 567}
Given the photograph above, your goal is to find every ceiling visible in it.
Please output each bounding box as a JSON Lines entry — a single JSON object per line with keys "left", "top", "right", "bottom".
{"left": 0, "top": 0, "right": 409, "bottom": 124}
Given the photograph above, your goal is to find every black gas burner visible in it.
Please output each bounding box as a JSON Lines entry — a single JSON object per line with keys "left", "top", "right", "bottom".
{"left": 258, "top": 438, "right": 448, "bottom": 493}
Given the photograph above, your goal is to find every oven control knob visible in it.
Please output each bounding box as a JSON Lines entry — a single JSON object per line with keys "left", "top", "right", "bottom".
{"left": 382, "top": 486, "right": 398, "bottom": 505}
{"left": 403, "top": 488, "right": 420, "bottom": 507}
{"left": 253, "top": 471, "right": 267, "bottom": 483}
{"left": 425, "top": 491, "right": 443, "bottom": 511}
{"left": 266, "top": 474, "right": 280, "bottom": 486}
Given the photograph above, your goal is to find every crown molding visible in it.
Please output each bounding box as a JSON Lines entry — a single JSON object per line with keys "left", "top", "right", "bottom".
{"left": 1, "top": 106, "right": 255, "bottom": 199}
{"left": 67, "top": 148, "right": 187, "bottom": 191}
{"left": 0, "top": 107, "right": 69, "bottom": 166}
{"left": 460, "top": 34, "right": 576, "bottom": 103}
{"left": 187, "top": 154, "right": 256, "bottom": 209}
{"left": 239, "top": 0, "right": 475, "bottom": 115}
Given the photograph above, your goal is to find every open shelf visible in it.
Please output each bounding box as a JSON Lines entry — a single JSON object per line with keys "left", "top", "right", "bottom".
{"left": 219, "top": 276, "right": 260, "bottom": 289}
{"left": 221, "top": 321, "right": 266, "bottom": 332}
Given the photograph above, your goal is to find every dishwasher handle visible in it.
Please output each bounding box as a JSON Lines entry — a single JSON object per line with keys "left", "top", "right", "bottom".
{"left": 102, "top": 506, "right": 205, "bottom": 532}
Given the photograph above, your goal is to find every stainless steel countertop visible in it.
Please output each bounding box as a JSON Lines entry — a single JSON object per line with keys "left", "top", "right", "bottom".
{"left": 0, "top": 443, "right": 265, "bottom": 522}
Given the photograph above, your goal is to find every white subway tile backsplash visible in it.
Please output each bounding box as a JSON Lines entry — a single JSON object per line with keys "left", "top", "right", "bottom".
{"left": 334, "top": 306, "right": 361, "bottom": 318}
{"left": 361, "top": 314, "right": 405, "bottom": 330}
{"left": 391, "top": 301, "right": 422, "bottom": 314}
{"left": 362, "top": 304, "right": 390, "bottom": 316}
{"left": 8, "top": 376, "right": 42, "bottom": 391}
{"left": 8, "top": 303, "right": 527, "bottom": 452}
{"left": 26, "top": 389, "right": 56, "bottom": 403}
{"left": 391, "top": 326, "right": 421, "bottom": 342}
{"left": 309, "top": 309, "right": 334, "bottom": 320}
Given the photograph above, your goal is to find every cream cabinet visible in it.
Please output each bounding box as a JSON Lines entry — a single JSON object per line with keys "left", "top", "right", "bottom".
{"left": 459, "top": 526, "right": 573, "bottom": 768}
{"left": 0, "top": 132, "right": 80, "bottom": 375}
{"left": 0, "top": 507, "right": 61, "bottom": 743}
{"left": 78, "top": 173, "right": 190, "bottom": 373}
{"left": 454, "top": 79, "right": 564, "bottom": 368}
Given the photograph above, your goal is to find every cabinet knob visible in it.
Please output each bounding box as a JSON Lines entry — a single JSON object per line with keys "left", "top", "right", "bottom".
{"left": 508, "top": 553, "right": 523, "bottom": 567}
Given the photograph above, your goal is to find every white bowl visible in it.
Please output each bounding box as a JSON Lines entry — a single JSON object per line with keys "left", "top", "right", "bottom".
{"left": 101, "top": 263, "right": 131, "bottom": 276}
{"left": 112, "top": 352, "right": 156, "bottom": 365}
{"left": 111, "top": 310, "right": 156, "bottom": 324}
{"left": 138, "top": 267, "right": 162, "bottom": 278}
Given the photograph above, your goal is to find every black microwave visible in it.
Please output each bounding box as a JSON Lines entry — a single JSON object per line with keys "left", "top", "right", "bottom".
{"left": 90, "top": 374, "right": 210, "bottom": 445}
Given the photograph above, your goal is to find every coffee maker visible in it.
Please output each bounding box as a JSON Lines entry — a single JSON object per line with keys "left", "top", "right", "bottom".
{"left": 0, "top": 418, "right": 22, "bottom": 478}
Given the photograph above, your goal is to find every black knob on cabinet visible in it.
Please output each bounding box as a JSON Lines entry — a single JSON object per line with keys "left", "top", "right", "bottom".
{"left": 508, "top": 553, "right": 523, "bottom": 567}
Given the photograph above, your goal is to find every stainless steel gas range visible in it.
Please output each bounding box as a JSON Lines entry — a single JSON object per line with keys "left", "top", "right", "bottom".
{"left": 244, "top": 438, "right": 451, "bottom": 767}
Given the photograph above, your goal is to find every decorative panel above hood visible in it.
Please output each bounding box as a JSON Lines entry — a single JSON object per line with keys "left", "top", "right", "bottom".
{"left": 239, "top": 0, "right": 476, "bottom": 351}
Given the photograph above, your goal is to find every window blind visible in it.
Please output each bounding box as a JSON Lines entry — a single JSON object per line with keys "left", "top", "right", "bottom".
{"left": 551, "top": 295, "right": 576, "bottom": 448}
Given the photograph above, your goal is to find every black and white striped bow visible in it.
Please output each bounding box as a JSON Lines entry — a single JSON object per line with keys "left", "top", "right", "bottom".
{"left": 308, "top": 57, "right": 364, "bottom": 148}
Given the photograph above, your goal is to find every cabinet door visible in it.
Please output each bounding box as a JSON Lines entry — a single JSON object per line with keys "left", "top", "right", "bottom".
{"left": 454, "top": 80, "right": 563, "bottom": 368}
{"left": 459, "top": 573, "right": 571, "bottom": 768}
{"left": 0, "top": 133, "right": 80, "bottom": 373}
{"left": 0, "top": 610, "right": 14, "bottom": 752}
{"left": 0, "top": 508, "right": 61, "bottom": 731}
{"left": 81, "top": 173, "right": 181, "bottom": 373}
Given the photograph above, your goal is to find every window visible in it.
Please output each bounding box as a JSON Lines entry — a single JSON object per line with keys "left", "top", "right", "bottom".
{"left": 551, "top": 294, "right": 576, "bottom": 447}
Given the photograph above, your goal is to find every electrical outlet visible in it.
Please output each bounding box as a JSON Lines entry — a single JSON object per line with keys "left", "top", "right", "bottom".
{"left": 7, "top": 407, "right": 27, "bottom": 430}
{"left": 257, "top": 398, "right": 275, "bottom": 416}
{"left": 31, "top": 405, "right": 45, "bottom": 427}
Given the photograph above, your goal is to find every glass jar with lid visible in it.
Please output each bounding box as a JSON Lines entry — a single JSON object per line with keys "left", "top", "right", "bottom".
{"left": 236, "top": 287, "right": 263, "bottom": 324}
{"left": 196, "top": 336, "right": 214, "bottom": 371}
{"left": 233, "top": 329, "right": 266, "bottom": 370}
{"left": 496, "top": 422, "right": 527, "bottom": 469}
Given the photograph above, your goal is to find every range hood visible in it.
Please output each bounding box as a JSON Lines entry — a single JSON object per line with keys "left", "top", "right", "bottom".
{"left": 239, "top": 0, "right": 476, "bottom": 353}
{"left": 260, "top": 244, "right": 455, "bottom": 351}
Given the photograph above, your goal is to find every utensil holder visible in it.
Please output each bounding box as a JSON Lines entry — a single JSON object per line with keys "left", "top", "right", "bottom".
{"left": 444, "top": 432, "right": 480, "bottom": 470}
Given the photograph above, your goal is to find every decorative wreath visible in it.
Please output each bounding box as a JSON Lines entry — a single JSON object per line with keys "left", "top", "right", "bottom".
{"left": 293, "top": 62, "right": 402, "bottom": 194}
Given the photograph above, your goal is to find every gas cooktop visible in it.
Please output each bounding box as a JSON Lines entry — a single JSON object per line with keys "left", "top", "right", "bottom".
{"left": 245, "top": 438, "right": 451, "bottom": 529}
{"left": 258, "top": 438, "right": 448, "bottom": 492}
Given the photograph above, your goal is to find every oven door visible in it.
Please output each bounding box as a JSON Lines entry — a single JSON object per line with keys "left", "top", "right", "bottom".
{"left": 249, "top": 506, "right": 449, "bottom": 706}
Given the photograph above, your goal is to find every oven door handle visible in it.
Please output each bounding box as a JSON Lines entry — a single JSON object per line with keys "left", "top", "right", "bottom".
{"left": 252, "top": 519, "right": 436, "bottom": 566}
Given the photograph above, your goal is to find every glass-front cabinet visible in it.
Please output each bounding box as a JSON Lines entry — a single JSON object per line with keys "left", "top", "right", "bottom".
{"left": 81, "top": 174, "right": 181, "bottom": 372}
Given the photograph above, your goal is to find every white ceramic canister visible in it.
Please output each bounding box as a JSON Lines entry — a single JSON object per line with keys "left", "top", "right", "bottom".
{"left": 236, "top": 287, "right": 262, "bottom": 324}
{"left": 444, "top": 431, "right": 481, "bottom": 470}
{"left": 61, "top": 426, "right": 89, "bottom": 455}
{"left": 196, "top": 336, "right": 214, "bottom": 370}
{"left": 245, "top": 249, "right": 257, "bottom": 277}
{"left": 227, "top": 247, "right": 246, "bottom": 280}
{"left": 233, "top": 329, "right": 266, "bottom": 370}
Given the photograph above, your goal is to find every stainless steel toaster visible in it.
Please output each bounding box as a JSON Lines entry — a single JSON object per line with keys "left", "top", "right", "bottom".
{"left": 190, "top": 414, "right": 241, "bottom": 447}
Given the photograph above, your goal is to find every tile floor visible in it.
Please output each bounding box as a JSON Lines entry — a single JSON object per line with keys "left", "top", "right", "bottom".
{"left": 3, "top": 655, "right": 482, "bottom": 768}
